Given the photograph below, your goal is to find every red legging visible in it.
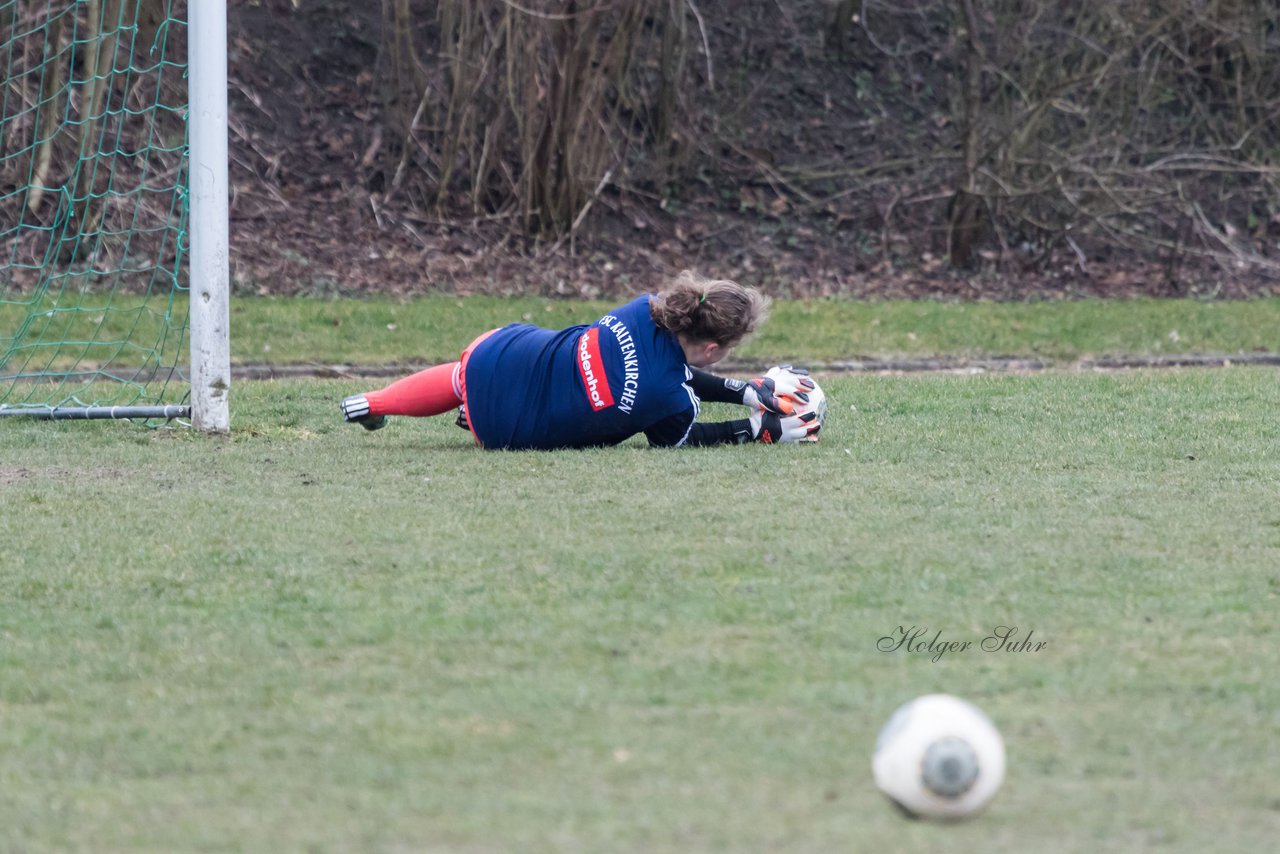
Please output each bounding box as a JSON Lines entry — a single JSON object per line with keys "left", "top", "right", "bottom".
{"left": 362, "top": 328, "right": 497, "bottom": 429}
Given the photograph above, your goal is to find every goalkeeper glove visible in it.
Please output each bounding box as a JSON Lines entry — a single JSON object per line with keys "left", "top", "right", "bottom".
{"left": 742, "top": 365, "right": 817, "bottom": 416}
{"left": 749, "top": 408, "right": 822, "bottom": 444}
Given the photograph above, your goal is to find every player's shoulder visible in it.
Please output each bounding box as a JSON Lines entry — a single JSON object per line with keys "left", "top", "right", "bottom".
{"left": 594, "top": 294, "right": 659, "bottom": 343}
{"left": 604, "top": 293, "right": 655, "bottom": 323}
{"left": 618, "top": 293, "right": 654, "bottom": 310}
{"left": 653, "top": 363, "right": 696, "bottom": 405}
{"left": 668, "top": 364, "right": 700, "bottom": 414}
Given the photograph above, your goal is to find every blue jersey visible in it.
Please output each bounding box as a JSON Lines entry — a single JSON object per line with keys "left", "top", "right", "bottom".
{"left": 463, "top": 295, "right": 700, "bottom": 450}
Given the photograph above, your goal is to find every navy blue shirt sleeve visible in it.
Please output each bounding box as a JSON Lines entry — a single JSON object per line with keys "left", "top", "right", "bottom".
{"left": 687, "top": 419, "right": 754, "bottom": 446}
{"left": 647, "top": 414, "right": 754, "bottom": 447}
{"left": 688, "top": 368, "right": 748, "bottom": 405}
{"left": 644, "top": 409, "right": 697, "bottom": 447}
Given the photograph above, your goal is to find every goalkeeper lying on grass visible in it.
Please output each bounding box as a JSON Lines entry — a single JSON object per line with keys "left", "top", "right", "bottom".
{"left": 340, "top": 270, "right": 821, "bottom": 449}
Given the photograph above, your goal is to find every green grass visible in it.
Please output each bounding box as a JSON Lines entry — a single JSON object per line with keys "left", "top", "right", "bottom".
{"left": 2, "top": 369, "right": 1279, "bottom": 851}
{"left": 1, "top": 292, "right": 183, "bottom": 375}
{"left": 230, "top": 295, "right": 1280, "bottom": 366}
{"left": 6, "top": 295, "right": 1278, "bottom": 385}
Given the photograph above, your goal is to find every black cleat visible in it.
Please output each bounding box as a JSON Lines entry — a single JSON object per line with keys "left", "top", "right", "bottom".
{"left": 340, "top": 394, "right": 387, "bottom": 431}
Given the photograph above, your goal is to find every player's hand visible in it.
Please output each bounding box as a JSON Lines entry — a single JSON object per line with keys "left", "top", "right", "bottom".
{"left": 749, "top": 408, "right": 822, "bottom": 444}
{"left": 742, "top": 366, "right": 816, "bottom": 415}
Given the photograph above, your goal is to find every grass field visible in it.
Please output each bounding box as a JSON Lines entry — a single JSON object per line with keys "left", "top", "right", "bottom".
{"left": 230, "top": 295, "right": 1280, "bottom": 366}
{"left": 14, "top": 292, "right": 1265, "bottom": 372}
{"left": 3, "top": 363, "right": 1279, "bottom": 851}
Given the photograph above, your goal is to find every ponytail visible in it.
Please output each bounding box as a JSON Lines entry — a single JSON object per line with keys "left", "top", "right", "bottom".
{"left": 649, "top": 270, "right": 770, "bottom": 348}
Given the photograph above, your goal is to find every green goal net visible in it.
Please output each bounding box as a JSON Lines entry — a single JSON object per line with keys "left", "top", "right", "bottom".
{"left": 1, "top": 0, "right": 198, "bottom": 422}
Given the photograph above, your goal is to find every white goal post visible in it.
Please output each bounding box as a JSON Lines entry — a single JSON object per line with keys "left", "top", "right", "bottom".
{"left": 188, "top": 0, "right": 231, "bottom": 433}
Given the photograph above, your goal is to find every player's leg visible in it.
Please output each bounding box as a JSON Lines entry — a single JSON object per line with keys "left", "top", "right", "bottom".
{"left": 342, "top": 328, "right": 498, "bottom": 433}
{"left": 341, "top": 362, "right": 463, "bottom": 430}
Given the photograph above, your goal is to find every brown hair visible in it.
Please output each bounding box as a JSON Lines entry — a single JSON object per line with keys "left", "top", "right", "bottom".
{"left": 648, "top": 270, "right": 770, "bottom": 349}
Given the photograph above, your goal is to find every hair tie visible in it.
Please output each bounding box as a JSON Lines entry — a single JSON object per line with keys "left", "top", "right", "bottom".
{"left": 698, "top": 294, "right": 706, "bottom": 304}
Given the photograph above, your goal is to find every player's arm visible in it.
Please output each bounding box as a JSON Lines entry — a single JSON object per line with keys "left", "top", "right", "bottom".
{"left": 686, "top": 369, "right": 749, "bottom": 405}
{"left": 644, "top": 408, "right": 700, "bottom": 448}
{"left": 687, "top": 367, "right": 815, "bottom": 415}
{"left": 645, "top": 410, "right": 751, "bottom": 447}
{"left": 645, "top": 410, "right": 821, "bottom": 447}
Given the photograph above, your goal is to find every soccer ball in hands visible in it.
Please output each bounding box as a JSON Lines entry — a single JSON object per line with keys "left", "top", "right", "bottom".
{"left": 872, "top": 694, "right": 1006, "bottom": 821}
{"left": 765, "top": 365, "right": 827, "bottom": 439}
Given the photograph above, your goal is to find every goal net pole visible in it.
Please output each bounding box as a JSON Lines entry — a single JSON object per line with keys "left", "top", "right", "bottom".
{"left": 188, "top": 0, "right": 231, "bottom": 433}
{"left": 0, "top": 404, "right": 189, "bottom": 421}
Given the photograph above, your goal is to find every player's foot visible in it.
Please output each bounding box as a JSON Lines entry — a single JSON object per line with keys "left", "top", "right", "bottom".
{"left": 455, "top": 404, "right": 470, "bottom": 431}
{"left": 340, "top": 394, "right": 387, "bottom": 431}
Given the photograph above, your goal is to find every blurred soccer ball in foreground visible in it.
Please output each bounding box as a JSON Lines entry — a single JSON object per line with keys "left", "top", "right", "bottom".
{"left": 765, "top": 365, "right": 827, "bottom": 438}
{"left": 872, "top": 694, "right": 1005, "bottom": 821}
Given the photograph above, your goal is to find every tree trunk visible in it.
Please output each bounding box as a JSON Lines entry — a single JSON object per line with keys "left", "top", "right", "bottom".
{"left": 27, "top": 11, "right": 67, "bottom": 215}
{"left": 948, "top": 0, "right": 984, "bottom": 268}
{"left": 382, "top": 0, "right": 425, "bottom": 163}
